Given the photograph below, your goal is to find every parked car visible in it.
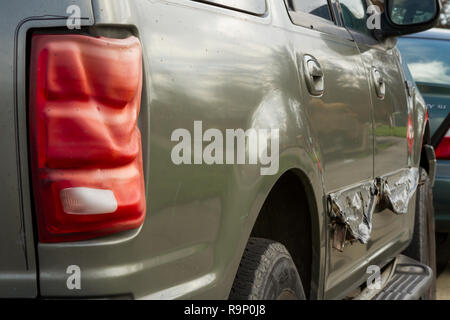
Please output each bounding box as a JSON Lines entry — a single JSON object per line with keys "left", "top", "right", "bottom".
{"left": 398, "top": 29, "right": 450, "bottom": 232}
{"left": 397, "top": 28, "right": 450, "bottom": 273}
{"left": 0, "top": 0, "right": 441, "bottom": 300}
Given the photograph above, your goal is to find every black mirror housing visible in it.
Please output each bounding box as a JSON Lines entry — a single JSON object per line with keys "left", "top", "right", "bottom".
{"left": 376, "top": 0, "right": 441, "bottom": 40}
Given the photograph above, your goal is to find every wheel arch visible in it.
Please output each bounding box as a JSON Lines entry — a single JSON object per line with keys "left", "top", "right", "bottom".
{"left": 220, "top": 159, "right": 326, "bottom": 300}
{"left": 249, "top": 168, "right": 321, "bottom": 299}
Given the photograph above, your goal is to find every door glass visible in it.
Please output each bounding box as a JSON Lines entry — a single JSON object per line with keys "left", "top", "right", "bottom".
{"left": 339, "top": 0, "right": 377, "bottom": 37}
{"left": 290, "top": 0, "right": 333, "bottom": 21}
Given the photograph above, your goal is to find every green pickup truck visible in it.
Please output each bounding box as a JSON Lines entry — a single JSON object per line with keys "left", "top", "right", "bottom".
{"left": 0, "top": 0, "right": 442, "bottom": 300}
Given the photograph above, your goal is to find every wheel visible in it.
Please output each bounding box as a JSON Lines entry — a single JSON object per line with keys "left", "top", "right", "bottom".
{"left": 229, "top": 237, "right": 305, "bottom": 300}
{"left": 403, "top": 168, "right": 437, "bottom": 300}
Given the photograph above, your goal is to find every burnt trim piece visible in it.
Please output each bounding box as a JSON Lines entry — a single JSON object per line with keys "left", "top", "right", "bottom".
{"left": 379, "top": 168, "right": 420, "bottom": 216}
{"left": 328, "top": 181, "right": 378, "bottom": 250}
{"left": 328, "top": 167, "right": 420, "bottom": 250}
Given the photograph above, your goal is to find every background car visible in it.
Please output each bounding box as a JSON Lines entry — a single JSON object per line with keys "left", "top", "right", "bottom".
{"left": 398, "top": 28, "right": 450, "bottom": 271}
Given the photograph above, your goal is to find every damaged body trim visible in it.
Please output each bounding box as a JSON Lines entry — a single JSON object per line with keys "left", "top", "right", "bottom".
{"left": 328, "top": 180, "right": 378, "bottom": 249}
{"left": 380, "top": 167, "right": 420, "bottom": 216}
{"left": 328, "top": 167, "right": 419, "bottom": 250}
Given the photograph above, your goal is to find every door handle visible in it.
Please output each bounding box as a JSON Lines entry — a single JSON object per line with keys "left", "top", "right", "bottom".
{"left": 371, "top": 67, "right": 385, "bottom": 99}
{"left": 303, "top": 55, "right": 324, "bottom": 96}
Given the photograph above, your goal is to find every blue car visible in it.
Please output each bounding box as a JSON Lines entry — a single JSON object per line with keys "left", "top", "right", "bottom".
{"left": 398, "top": 29, "right": 450, "bottom": 235}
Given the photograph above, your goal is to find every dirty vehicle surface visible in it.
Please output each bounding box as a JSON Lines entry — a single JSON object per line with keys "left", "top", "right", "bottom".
{"left": 0, "top": 0, "right": 441, "bottom": 299}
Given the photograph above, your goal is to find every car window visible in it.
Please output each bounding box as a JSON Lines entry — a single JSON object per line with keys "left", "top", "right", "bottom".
{"left": 338, "top": 0, "right": 373, "bottom": 37}
{"left": 290, "top": 0, "right": 333, "bottom": 21}
{"left": 397, "top": 38, "right": 450, "bottom": 86}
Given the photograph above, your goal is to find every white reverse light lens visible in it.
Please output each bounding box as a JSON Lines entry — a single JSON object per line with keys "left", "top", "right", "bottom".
{"left": 60, "top": 187, "right": 118, "bottom": 215}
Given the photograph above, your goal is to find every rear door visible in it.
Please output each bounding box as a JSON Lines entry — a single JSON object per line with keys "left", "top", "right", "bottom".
{"left": 286, "top": 0, "right": 374, "bottom": 195}
{"left": 282, "top": 0, "right": 377, "bottom": 298}
{"left": 338, "top": 0, "right": 411, "bottom": 176}
{"left": 333, "top": 0, "right": 414, "bottom": 296}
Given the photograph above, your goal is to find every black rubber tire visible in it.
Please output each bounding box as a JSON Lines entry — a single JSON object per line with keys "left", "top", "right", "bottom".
{"left": 229, "top": 238, "right": 305, "bottom": 300}
{"left": 403, "top": 168, "right": 437, "bottom": 300}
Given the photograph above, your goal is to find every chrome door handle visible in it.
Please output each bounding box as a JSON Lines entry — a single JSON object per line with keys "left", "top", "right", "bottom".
{"left": 372, "top": 67, "right": 385, "bottom": 99}
{"left": 303, "top": 55, "right": 324, "bottom": 96}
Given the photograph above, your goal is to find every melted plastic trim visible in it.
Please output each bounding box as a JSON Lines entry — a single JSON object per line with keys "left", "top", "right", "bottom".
{"left": 380, "top": 168, "right": 420, "bottom": 215}
{"left": 328, "top": 181, "right": 378, "bottom": 247}
{"left": 328, "top": 167, "right": 420, "bottom": 250}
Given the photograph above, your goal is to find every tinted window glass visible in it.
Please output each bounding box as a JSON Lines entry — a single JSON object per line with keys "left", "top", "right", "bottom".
{"left": 291, "top": 0, "right": 333, "bottom": 21}
{"left": 397, "top": 38, "right": 450, "bottom": 86}
{"left": 339, "top": 0, "right": 374, "bottom": 37}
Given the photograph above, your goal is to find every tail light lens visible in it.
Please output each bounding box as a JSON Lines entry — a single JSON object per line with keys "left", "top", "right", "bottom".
{"left": 436, "top": 128, "right": 450, "bottom": 160}
{"left": 29, "top": 34, "right": 146, "bottom": 242}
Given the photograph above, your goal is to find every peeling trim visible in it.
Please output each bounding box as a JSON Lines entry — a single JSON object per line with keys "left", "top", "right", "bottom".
{"left": 328, "top": 167, "right": 419, "bottom": 250}
{"left": 328, "top": 181, "right": 378, "bottom": 249}
{"left": 379, "top": 168, "right": 419, "bottom": 215}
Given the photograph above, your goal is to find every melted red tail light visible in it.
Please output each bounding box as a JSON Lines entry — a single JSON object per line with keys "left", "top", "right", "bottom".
{"left": 29, "top": 34, "right": 146, "bottom": 242}
{"left": 436, "top": 128, "right": 450, "bottom": 160}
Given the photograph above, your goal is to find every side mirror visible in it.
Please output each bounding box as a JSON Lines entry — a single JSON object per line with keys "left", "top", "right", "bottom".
{"left": 379, "top": 0, "right": 441, "bottom": 38}
{"left": 388, "top": 0, "right": 438, "bottom": 26}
